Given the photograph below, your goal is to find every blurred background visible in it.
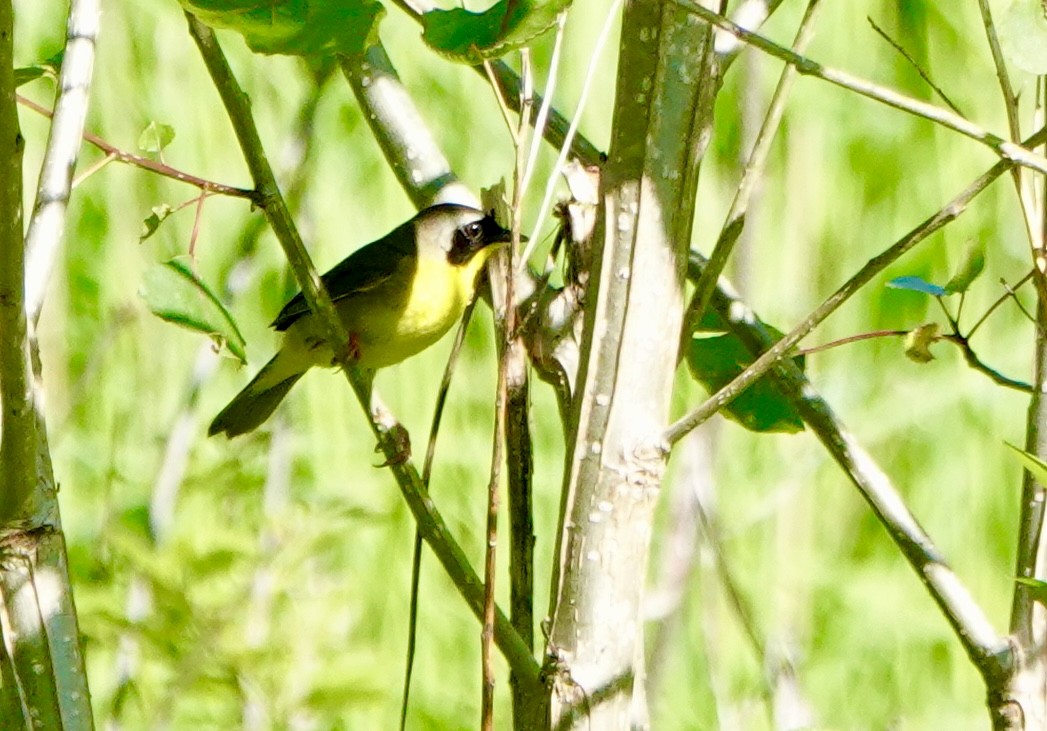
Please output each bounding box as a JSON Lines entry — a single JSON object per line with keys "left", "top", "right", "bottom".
{"left": 13, "top": 0, "right": 1034, "bottom": 728}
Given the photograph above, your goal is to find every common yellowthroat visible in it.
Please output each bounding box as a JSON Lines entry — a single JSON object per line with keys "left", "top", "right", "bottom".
{"left": 208, "top": 204, "right": 511, "bottom": 438}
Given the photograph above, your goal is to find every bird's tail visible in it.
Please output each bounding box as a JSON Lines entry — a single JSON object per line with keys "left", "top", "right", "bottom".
{"left": 208, "top": 353, "right": 304, "bottom": 438}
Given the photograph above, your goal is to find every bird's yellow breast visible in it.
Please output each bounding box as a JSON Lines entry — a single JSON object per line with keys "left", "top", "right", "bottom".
{"left": 281, "top": 247, "right": 496, "bottom": 371}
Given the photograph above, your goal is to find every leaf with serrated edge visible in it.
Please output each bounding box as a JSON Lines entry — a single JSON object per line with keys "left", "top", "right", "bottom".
{"left": 421, "top": 0, "right": 570, "bottom": 64}
{"left": 140, "top": 257, "right": 247, "bottom": 364}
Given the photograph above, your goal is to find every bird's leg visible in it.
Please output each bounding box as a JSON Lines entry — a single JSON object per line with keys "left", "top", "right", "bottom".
{"left": 331, "top": 331, "right": 362, "bottom": 366}
{"left": 363, "top": 372, "right": 412, "bottom": 467}
{"left": 347, "top": 331, "right": 362, "bottom": 362}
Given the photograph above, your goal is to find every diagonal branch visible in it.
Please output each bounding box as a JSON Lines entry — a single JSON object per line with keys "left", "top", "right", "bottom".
{"left": 692, "top": 255, "right": 1013, "bottom": 685}
{"left": 681, "top": 2, "right": 1047, "bottom": 177}
{"left": 183, "top": 14, "right": 541, "bottom": 690}
{"left": 664, "top": 124, "right": 1047, "bottom": 447}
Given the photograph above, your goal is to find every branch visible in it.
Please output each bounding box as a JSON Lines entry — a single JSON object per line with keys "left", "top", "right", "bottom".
{"left": 681, "top": 2, "right": 1047, "bottom": 177}
{"left": 17, "top": 95, "right": 257, "bottom": 202}
{"left": 693, "top": 254, "right": 1013, "bottom": 686}
{"left": 184, "top": 14, "right": 540, "bottom": 689}
{"left": 664, "top": 124, "right": 1047, "bottom": 447}
{"left": 685, "top": 0, "right": 823, "bottom": 341}
{"left": 0, "top": 0, "right": 31, "bottom": 527}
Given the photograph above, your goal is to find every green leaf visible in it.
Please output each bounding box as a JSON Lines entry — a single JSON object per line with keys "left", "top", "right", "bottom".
{"left": 180, "top": 0, "right": 385, "bottom": 57}
{"left": 421, "top": 0, "right": 570, "bottom": 64}
{"left": 140, "top": 257, "right": 247, "bottom": 364}
{"left": 944, "top": 243, "right": 985, "bottom": 294}
{"left": 14, "top": 50, "right": 63, "bottom": 88}
{"left": 1016, "top": 578, "right": 1047, "bottom": 606}
{"left": 1000, "top": 0, "right": 1047, "bottom": 74}
{"left": 686, "top": 330, "right": 805, "bottom": 434}
{"left": 138, "top": 122, "right": 176, "bottom": 154}
{"left": 1006, "top": 442, "right": 1047, "bottom": 486}
{"left": 140, "top": 204, "right": 175, "bottom": 242}
{"left": 886, "top": 276, "right": 948, "bottom": 297}
{"left": 903, "top": 323, "right": 939, "bottom": 364}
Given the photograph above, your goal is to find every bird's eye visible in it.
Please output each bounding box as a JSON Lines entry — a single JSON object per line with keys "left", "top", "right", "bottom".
{"left": 465, "top": 221, "right": 483, "bottom": 240}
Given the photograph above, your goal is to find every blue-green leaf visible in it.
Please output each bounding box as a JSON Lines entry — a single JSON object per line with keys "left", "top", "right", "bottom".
{"left": 886, "top": 276, "right": 948, "bottom": 297}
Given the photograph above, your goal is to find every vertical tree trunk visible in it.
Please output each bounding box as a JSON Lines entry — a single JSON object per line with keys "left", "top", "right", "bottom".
{"left": 0, "top": 1, "right": 95, "bottom": 727}
{"left": 545, "top": 1, "right": 718, "bottom": 727}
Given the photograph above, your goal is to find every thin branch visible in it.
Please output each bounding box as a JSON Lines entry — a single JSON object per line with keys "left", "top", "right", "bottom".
{"left": 975, "top": 0, "right": 1023, "bottom": 175}
{"left": 686, "top": 0, "right": 823, "bottom": 341}
{"left": 339, "top": 50, "right": 474, "bottom": 208}
{"left": 401, "top": 299, "right": 479, "bottom": 731}
{"left": 967, "top": 270, "right": 1034, "bottom": 338}
{"left": 519, "top": 13, "right": 567, "bottom": 201}
{"left": 17, "top": 95, "right": 258, "bottom": 202}
{"left": 22, "top": 0, "right": 99, "bottom": 324}
{"left": 680, "top": 2, "right": 1047, "bottom": 177}
{"left": 941, "top": 334, "right": 1033, "bottom": 393}
{"left": 867, "top": 16, "right": 963, "bottom": 116}
{"left": 524, "top": 0, "right": 623, "bottom": 261}
{"left": 663, "top": 124, "right": 1047, "bottom": 447}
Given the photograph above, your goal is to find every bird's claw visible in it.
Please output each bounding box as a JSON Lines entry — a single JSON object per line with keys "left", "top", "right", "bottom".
{"left": 374, "top": 424, "right": 411, "bottom": 467}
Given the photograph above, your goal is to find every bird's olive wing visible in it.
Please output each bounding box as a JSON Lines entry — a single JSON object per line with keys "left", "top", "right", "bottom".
{"left": 271, "top": 222, "right": 415, "bottom": 332}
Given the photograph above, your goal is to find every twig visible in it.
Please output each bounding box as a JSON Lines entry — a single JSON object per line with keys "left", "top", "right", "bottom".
{"left": 0, "top": 6, "right": 33, "bottom": 527}
{"left": 679, "top": 2, "right": 1047, "bottom": 176}
{"left": 524, "top": 0, "right": 623, "bottom": 261}
{"left": 686, "top": 0, "right": 823, "bottom": 341}
{"left": 795, "top": 329, "right": 907, "bottom": 356}
{"left": 663, "top": 124, "right": 1047, "bottom": 447}
{"left": 340, "top": 50, "right": 474, "bottom": 208}
{"left": 401, "top": 299, "right": 479, "bottom": 731}
{"left": 967, "top": 271, "right": 1034, "bottom": 339}
{"left": 867, "top": 16, "right": 963, "bottom": 116}
{"left": 519, "top": 12, "right": 567, "bottom": 202}
{"left": 941, "top": 334, "right": 1032, "bottom": 393}
{"left": 1, "top": 0, "right": 97, "bottom": 726}
{"left": 17, "top": 95, "right": 258, "bottom": 202}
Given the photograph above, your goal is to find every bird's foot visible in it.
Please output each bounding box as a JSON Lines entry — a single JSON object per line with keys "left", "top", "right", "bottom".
{"left": 375, "top": 423, "right": 412, "bottom": 467}
{"left": 331, "top": 332, "right": 362, "bottom": 367}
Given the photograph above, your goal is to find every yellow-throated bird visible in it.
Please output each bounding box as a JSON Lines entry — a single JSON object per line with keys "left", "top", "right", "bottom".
{"left": 208, "top": 204, "right": 511, "bottom": 438}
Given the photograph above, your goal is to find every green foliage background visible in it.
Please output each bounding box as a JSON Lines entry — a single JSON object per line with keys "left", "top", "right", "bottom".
{"left": 13, "top": 0, "right": 1034, "bottom": 728}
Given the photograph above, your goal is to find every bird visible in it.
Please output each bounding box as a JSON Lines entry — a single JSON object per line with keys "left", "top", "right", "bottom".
{"left": 208, "top": 203, "right": 512, "bottom": 438}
